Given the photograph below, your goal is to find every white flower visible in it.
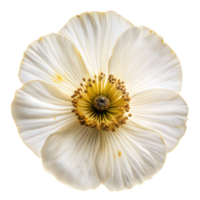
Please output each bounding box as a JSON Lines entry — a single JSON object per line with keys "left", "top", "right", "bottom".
{"left": 11, "top": 11, "right": 188, "bottom": 191}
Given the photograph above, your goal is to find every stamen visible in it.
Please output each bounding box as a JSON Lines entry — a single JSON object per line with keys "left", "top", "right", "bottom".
{"left": 71, "top": 72, "right": 131, "bottom": 131}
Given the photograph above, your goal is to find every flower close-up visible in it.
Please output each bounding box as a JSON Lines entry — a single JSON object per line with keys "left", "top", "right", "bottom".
{"left": 11, "top": 11, "right": 188, "bottom": 191}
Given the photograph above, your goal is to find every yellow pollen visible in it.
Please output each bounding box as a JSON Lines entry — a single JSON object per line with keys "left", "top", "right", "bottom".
{"left": 57, "top": 75, "right": 62, "bottom": 81}
{"left": 71, "top": 73, "right": 132, "bottom": 131}
{"left": 118, "top": 151, "right": 122, "bottom": 157}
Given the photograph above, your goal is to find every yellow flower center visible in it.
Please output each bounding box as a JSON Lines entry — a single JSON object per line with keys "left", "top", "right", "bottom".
{"left": 71, "top": 73, "right": 132, "bottom": 131}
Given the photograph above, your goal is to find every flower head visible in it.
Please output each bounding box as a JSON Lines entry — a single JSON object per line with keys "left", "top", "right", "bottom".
{"left": 11, "top": 11, "right": 188, "bottom": 191}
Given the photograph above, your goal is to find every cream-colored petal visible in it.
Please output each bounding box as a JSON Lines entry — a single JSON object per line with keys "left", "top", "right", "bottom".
{"left": 129, "top": 89, "right": 188, "bottom": 152}
{"left": 109, "top": 26, "right": 182, "bottom": 95}
{"left": 41, "top": 121, "right": 101, "bottom": 191}
{"left": 96, "top": 121, "right": 166, "bottom": 191}
{"left": 59, "top": 11, "right": 133, "bottom": 75}
{"left": 19, "top": 33, "right": 90, "bottom": 94}
{"left": 11, "top": 81, "right": 76, "bottom": 157}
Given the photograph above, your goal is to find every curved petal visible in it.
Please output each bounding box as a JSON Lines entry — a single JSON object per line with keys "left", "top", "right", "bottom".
{"left": 41, "top": 121, "right": 101, "bottom": 191}
{"left": 11, "top": 81, "right": 76, "bottom": 157}
{"left": 129, "top": 89, "right": 188, "bottom": 152}
{"left": 96, "top": 121, "right": 166, "bottom": 191}
{"left": 108, "top": 26, "right": 182, "bottom": 95}
{"left": 59, "top": 11, "right": 133, "bottom": 75}
{"left": 19, "top": 33, "right": 90, "bottom": 94}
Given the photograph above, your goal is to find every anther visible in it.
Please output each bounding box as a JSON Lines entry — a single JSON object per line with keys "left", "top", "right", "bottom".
{"left": 78, "top": 116, "right": 82, "bottom": 120}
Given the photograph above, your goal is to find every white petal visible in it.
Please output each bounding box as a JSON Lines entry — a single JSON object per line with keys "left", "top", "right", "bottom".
{"left": 108, "top": 26, "right": 182, "bottom": 94}
{"left": 19, "top": 33, "right": 90, "bottom": 94}
{"left": 129, "top": 89, "right": 188, "bottom": 152}
{"left": 11, "top": 81, "right": 76, "bottom": 157}
{"left": 96, "top": 121, "right": 166, "bottom": 191}
{"left": 59, "top": 11, "right": 133, "bottom": 75}
{"left": 41, "top": 121, "right": 101, "bottom": 190}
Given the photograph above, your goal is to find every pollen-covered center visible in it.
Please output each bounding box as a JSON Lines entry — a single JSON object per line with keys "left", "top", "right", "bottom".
{"left": 71, "top": 73, "right": 132, "bottom": 132}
